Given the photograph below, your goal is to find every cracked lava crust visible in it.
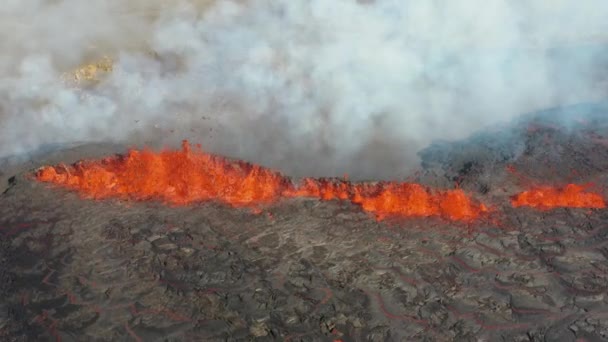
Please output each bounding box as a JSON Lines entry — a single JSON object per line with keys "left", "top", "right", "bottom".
{"left": 1, "top": 103, "right": 608, "bottom": 341}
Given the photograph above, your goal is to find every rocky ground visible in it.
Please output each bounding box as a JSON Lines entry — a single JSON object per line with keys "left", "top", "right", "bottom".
{"left": 1, "top": 103, "right": 608, "bottom": 341}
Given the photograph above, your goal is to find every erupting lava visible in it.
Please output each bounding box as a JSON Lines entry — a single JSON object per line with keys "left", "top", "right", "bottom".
{"left": 289, "top": 179, "right": 486, "bottom": 221}
{"left": 36, "top": 141, "right": 487, "bottom": 222}
{"left": 511, "top": 184, "right": 606, "bottom": 210}
{"left": 36, "top": 141, "right": 290, "bottom": 207}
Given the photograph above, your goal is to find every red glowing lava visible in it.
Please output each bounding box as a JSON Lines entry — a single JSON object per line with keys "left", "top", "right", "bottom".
{"left": 511, "top": 184, "right": 606, "bottom": 210}
{"left": 36, "top": 141, "right": 290, "bottom": 207}
{"left": 35, "top": 141, "right": 487, "bottom": 222}
{"left": 288, "top": 179, "right": 487, "bottom": 221}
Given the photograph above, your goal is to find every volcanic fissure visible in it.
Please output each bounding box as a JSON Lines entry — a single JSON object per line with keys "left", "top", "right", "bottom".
{"left": 35, "top": 140, "right": 605, "bottom": 223}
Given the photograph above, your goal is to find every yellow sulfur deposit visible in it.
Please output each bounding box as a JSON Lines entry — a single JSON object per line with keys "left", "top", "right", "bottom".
{"left": 62, "top": 56, "right": 113, "bottom": 86}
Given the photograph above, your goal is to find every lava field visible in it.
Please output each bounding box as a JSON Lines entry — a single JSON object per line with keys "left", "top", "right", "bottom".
{"left": 1, "top": 103, "right": 608, "bottom": 341}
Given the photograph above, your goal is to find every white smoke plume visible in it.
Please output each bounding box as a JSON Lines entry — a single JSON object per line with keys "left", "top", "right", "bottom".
{"left": 1, "top": 0, "right": 608, "bottom": 179}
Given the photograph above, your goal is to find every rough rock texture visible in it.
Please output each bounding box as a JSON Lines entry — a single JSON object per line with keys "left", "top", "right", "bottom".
{"left": 1, "top": 103, "right": 608, "bottom": 341}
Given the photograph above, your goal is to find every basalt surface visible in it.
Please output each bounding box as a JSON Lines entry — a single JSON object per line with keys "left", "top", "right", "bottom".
{"left": 1, "top": 104, "right": 608, "bottom": 341}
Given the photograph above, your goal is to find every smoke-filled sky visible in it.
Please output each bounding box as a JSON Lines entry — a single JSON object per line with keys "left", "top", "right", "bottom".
{"left": 1, "top": 0, "right": 608, "bottom": 179}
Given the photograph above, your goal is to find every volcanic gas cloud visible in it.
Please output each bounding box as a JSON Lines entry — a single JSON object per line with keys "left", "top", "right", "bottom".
{"left": 36, "top": 141, "right": 606, "bottom": 223}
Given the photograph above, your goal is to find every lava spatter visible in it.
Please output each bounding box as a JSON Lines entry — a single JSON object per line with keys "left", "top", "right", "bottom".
{"left": 289, "top": 180, "right": 487, "bottom": 221}
{"left": 511, "top": 184, "right": 606, "bottom": 210}
{"left": 37, "top": 141, "right": 291, "bottom": 207}
{"left": 36, "top": 141, "right": 488, "bottom": 222}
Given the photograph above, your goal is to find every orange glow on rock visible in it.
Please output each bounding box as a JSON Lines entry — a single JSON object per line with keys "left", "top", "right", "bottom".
{"left": 511, "top": 184, "right": 606, "bottom": 210}
{"left": 36, "top": 141, "right": 487, "bottom": 222}
{"left": 287, "top": 179, "right": 488, "bottom": 221}
{"left": 36, "top": 141, "right": 290, "bottom": 207}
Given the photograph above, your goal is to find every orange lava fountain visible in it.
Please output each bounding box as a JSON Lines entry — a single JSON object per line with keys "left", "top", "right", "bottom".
{"left": 287, "top": 179, "right": 487, "bottom": 221}
{"left": 511, "top": 184, "right": 606, "bottom": 210}
{"left": 36, "top": 141, "right": 487, "bottom": 222}
{"left": 36, "top": 141, "right": 290, "bottom": 207}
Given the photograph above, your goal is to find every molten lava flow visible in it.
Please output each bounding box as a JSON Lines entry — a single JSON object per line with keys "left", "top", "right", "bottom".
{"left": 511, "top": 184, "right": 606, "bottom": 210}
{"left": 287, "top": 179, "right": 487, "bottom": 221}
{"left": 36, "top": 141, "right": 291, "bottom": 207}
{"left": 36, "top": 141, "right": 487, "bottom": 221}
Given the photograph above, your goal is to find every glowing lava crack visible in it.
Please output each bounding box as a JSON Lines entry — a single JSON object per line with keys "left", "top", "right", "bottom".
{"left": 35, "top": 141, "right": 488, "bottom": 222}
{"left": 511, "top": 184, "right": 606, "bottom": 210}
{"left": 35, "top": 141, "right": 606, "bottom": 221}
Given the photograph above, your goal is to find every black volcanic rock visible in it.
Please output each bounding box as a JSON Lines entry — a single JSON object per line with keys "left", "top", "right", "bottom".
{"left": 1, "top": 103, "right": 608, "bottom": 340}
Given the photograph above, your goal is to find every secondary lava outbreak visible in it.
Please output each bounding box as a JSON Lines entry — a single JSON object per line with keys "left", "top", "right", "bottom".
{"left": 35, "top": 140, "right": 605, "bottom": 222}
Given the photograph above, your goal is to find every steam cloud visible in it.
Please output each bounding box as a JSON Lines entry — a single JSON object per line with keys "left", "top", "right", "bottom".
{"left": 1, "top": 0, "right": 608, "bottom": 179}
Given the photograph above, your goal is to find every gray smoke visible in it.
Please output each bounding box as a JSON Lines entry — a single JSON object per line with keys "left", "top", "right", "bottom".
{"left": 1, "top": 0, "right": 608, "bottom": 179}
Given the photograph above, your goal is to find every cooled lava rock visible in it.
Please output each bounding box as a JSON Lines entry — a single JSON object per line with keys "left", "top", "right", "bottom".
{"left": 1, "top": 104, "right": 608, "bottom": 341}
